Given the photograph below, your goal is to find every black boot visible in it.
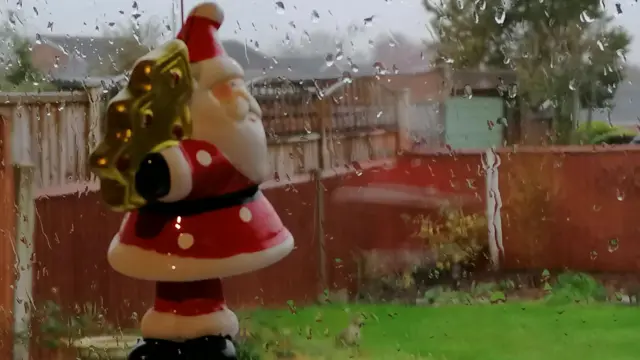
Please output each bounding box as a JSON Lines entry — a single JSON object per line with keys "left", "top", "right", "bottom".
{"left": 127, "top": 336, "right": 237, "bottom": 360}
{"left": 183, "top": 335, "right": 237, "bottom": 359}
{"left": 127, "top": 338, "right": 184, "bottom": 360}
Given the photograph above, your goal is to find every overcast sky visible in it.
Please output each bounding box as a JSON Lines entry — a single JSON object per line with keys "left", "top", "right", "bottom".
{"left": 4, "top": 0, "right": 640, "bottom": 62}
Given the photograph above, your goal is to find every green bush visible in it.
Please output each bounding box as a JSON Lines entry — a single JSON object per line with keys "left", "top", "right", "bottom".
{"left": 574, "top": 120, "right": 636, "bottom": 144}
{"left": 591, "top": 128, "right": 636, "bottom": 144}
{"left": 546, "top": 272, "right": 606, "bottom": 305}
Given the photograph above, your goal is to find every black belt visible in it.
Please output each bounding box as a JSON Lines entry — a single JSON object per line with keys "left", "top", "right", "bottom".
{"left": 139, "top": 186, "right": 260, "bottom": 217}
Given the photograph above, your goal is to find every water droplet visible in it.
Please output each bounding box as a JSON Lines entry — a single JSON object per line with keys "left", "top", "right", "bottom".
{"left": 464, "top": 84, "right": 473, "bottom": 99}
{"left": 592, "top": 204, "right": 601, "bottom": 212}
{"left": 608, "top": 238, "right": 619, "bottom": 253}
{"left": 494, "top": 6, "right": 506, "bottom": 24}
{"left": 275, "top": 1, "right": 286, "bottom": 14}
{"left": 303, "top": 120, "right": 312, "bottom": 134}
{"left": 616, "top": 188, "right": 625, "bottom": 201}
{"left": 373, "top": 61, "right": 388, "bottom": 75}
{"left": 363, "top": 16, "right": 375, "bottom": 27}
{"left": 352, "top": 161, "right": 363, "bottom": 176}
{"left": 35, "top": 33, "right": 42, "bottom": 45}
{"left": 589, "top": 250, "right": 598, "bottom": 260}
{"left": 341, "top": 71, "right": 353, "bottom": 84}
{"left": 311, "top": 10, "right": 320, "bottom": 23}
{"left": 569, "top": 79, "right": 577, "bottom": 91}
{"left": 508, "top": 84, "right": 518, "bottom": 98}
{"left": 325, "top": 53, "right": 334, "bottom": 67}
{"left": 580, "top": 10, "right": 594, "bottom": 23}
{"left": 32, "top": 6, "right": 38, "bottom": 16}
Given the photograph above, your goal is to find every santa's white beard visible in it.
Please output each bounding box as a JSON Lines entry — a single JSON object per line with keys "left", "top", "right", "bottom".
{"left": 189, "top": 87, "right": 270, "bottom": 184}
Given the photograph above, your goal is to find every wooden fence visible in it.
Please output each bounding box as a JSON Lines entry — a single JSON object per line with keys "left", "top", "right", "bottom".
{"left": 2, "top": 91, "right": 103, "bottom": 190}
{"left": 2, "top": 76, "right": 406, "bottom": 193}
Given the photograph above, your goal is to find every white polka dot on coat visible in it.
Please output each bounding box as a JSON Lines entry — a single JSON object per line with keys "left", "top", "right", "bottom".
{"left": 239, "top": 207, "right": 252, "bottom": 222}
{"left": 177, "top": 233, "right": 195, "bottom": 249}
{"left": 196, "top": 150, "right": 213, "bottom": 166}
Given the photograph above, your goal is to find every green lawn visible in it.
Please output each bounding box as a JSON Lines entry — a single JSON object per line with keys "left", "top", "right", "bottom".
{"left": 245, "top": 303, "right": 640, "bottom": 360}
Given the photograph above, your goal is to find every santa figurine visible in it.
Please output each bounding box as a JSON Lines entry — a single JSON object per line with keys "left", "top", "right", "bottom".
{"left": 97, "top": 2, "right": 294, "bottom": 359}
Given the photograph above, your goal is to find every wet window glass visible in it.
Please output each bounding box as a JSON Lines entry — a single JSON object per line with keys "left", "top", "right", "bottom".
{"left": 1, "top": 0, "right": 639, "bottom": 359}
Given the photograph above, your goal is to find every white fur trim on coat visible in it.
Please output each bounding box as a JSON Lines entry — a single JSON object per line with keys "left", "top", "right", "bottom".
{"left": 192, "top": 56, "right": 245, "bottom": 87}
{"left": 107, "top": 233, "right": 294, "bottom": 281}
{"left": 141, "top": 306, "right": 239, "bottom": 340}
{"left": 157, "top": 145, "right": 193, "bottom": 203}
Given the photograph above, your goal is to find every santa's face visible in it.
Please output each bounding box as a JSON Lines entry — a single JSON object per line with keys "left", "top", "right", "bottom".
{"left": 188, "top": 68, "right": 270, "bottom": 184}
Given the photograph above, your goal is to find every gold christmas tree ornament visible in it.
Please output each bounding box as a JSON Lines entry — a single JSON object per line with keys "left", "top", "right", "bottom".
{"left": 89, "top": 39, "right": 193, "bottom": 211}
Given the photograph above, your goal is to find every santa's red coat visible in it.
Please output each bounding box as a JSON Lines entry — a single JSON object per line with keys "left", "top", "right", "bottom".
{"left": 118, "top": 138, "right": 291, "bottom": 262}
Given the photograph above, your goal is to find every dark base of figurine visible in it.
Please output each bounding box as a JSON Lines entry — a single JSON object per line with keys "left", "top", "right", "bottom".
{"left": 128, "top": 335, "right": 237, "bottom": 360}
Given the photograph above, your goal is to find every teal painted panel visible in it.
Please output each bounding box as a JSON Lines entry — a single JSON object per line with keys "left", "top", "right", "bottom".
{"left": 445, "top": 97, "right": 505, "bottom": 149}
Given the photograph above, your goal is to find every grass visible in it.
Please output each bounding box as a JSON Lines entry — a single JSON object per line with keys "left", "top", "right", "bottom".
{"left": 244, "top": 302, "right": 640, "bottom": 360}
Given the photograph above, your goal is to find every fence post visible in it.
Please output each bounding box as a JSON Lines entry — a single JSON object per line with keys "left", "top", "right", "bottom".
{"left": 86, "top": 87, "right": 103, "bottom": 182}
{"left": 316, "top": 99, "right": 332, "bottom": 171}
{"left": 12, "top": 164, "right": 35, "bottom": 360}
{"left": 395, "top": 88, "right": 412, "bottom": 153}
{"left": 0, "top": 115, "right": 15, "bottom": 360}
{"left": 313, "top": 169, "right": 328, "bottom": 292}
{"left": 483, "top": 149, "right": 504, "bottom": 270}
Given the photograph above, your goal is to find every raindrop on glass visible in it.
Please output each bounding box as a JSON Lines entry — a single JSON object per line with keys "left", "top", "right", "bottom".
{"left": 275, "top": 1, "right": 286, "bottom": 14}
{"left": 311, "top": 10, "right": 320, "bottom": 23}
{"left": 325, "top": 53, "right": 335, "bottom": 67}
{"left": 580, "top": 10, "right": 595, "bottom": 23}
{"left": 341, "top": 71, "right": 353, "bottom": 84}
{"left": 494, "top": 7, "right": 506, "bottom": 24}
{"left": 464, "top": 84, "right": 473, "bottom": 99}
{"left": 364, "top": 16, "right": 375, "bottom": 27}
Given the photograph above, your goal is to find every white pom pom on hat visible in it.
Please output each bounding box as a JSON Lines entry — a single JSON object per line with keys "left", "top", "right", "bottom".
{"left": 189, "top": 1, "right": 224, "bottom": 24}
{"left": 177, "top": 2, "right": 244, "bottom": 85}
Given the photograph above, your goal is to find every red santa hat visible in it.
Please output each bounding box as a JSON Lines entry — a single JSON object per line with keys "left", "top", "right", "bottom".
{"left": 177, "top": 2, "right": 244, "bottom": 85}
